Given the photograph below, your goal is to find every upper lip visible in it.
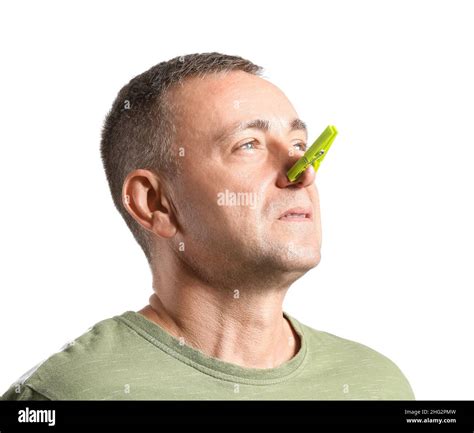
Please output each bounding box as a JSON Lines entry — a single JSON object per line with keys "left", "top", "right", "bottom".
{"left": 278, "top": 207, "right": 313, "bottom": 220}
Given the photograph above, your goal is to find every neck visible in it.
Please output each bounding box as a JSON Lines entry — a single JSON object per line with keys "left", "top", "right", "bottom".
{"left": 137, "top": 277, "right": 300, "bottom": 369}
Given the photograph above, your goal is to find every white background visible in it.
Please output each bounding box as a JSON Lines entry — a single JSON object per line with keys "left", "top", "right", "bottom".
{"left": 0, "top": 0, "right": 473, "bottom": 400}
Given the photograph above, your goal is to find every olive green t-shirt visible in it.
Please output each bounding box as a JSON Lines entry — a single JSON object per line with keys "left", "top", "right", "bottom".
{"left": 1, "top": 311, "right": 415, "bottom": 400}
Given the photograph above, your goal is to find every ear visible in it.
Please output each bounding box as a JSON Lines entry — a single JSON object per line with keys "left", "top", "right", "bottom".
{"left": 122, "top": 169, "right": 178, "bottom": 238}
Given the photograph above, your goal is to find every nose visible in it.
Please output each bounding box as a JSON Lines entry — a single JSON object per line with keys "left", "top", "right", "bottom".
{"left": 276, "top": 155, "right": 316, "bottom": 188}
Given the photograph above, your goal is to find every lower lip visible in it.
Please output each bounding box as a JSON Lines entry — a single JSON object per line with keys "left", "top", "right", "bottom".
{"left": 278, "top": 215, "right": 312, "bottom": 222}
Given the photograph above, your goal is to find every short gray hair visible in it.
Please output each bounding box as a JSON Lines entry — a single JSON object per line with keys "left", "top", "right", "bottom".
{"left": 99, "top": 52, "right": 264, "bottom": 268}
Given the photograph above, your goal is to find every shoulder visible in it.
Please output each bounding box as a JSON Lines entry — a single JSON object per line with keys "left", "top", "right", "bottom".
{"left": 1, "top": 315, "right": 135, "bottom": 400}
{"left": 295, "top": 319, "right": 416, "bottom": 400}
{"left": 1, "top": 383, "right": 51, "bottom": 401}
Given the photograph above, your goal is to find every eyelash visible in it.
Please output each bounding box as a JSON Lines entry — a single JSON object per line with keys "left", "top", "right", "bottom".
{"left": 237, "top": 140, "right": 307, "bottom": 151}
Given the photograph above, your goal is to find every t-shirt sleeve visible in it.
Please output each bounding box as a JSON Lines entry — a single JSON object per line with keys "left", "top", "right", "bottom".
{"left": 1, "top": 383, "right": 51, "bottom": 401}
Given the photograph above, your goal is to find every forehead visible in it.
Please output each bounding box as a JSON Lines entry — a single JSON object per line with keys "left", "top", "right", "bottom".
{"left": 167, "top": 71, "right": 299, "bottom": 135}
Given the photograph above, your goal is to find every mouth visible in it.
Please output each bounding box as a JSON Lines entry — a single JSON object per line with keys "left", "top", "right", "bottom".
{"left": 278, "top": 207, "right": 313, "bottom": 222}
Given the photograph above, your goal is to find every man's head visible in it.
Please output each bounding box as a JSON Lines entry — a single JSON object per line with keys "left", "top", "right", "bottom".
{"left": 100, "top": 52, "right": 321, "bottom": 290}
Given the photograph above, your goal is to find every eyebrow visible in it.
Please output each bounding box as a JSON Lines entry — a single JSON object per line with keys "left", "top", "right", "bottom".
{"left": 214, "top": 118, "right": 308, "bottom": 142}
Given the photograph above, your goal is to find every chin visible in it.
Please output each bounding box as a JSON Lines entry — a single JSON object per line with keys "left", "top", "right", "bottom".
{"left": 278, "top": 250, "right": 321, "bottom": 273}
{"left": 286, "top": 243, "right": 320, "bottom": 262}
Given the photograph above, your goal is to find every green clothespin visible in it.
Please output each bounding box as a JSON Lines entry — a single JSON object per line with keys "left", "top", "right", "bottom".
{"left": 287, "top": 125, "right": 338, "bottom": 182}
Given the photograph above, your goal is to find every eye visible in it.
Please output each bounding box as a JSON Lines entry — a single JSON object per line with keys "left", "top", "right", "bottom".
{"left": 236, "top": 140, "right": 259, "bottom": 151}
{"left": 294, "top": 142, "right": 307, "bottom": 152}
{"left": 234, "top": 140, "right": 306, "bottom": 152}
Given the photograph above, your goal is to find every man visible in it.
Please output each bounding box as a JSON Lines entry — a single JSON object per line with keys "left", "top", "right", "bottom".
{"left": 1, "top": 52, "right": 415, "bottom": 400}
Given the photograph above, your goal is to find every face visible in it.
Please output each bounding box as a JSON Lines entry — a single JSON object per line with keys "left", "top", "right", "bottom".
{"left": 165, "top": 71, "right": 322, "bottom": 288}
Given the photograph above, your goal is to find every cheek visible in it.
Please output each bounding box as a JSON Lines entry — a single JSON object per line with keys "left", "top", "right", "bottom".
{"left": 175, "top": 175, "right": 242, "bottom": 235}
{"left": 177, "top": 156, "right": 267, "bottom": 228}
